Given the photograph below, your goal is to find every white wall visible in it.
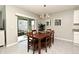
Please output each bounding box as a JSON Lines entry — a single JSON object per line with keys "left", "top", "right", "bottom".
{"left": 5, "top": 5, "right": 38, "bottom": 46}
{"left": 45, "top": 10, "right": 74, "bottom": 41}
{"left": 52, "top": 10, "right": 74, "bottom": 41}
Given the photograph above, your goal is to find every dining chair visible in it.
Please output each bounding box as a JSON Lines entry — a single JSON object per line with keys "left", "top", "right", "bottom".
{"left": 46, "top": 29, "right": 54, "bottom": 44}
{"left": 44, "top": 33, "right": 51, "bottom": 52}
{"left": 32, "top": 30, "right": 38, "bottom": 53}
{"left": 27, "top": 30, "right": 38, "bottom": 54}
{"left": 32, "top": 30, "right": 37, "bottom": 34}
{"left": 46, "top": 29, "right": 51, "bottom": 32}
{"left": 51, "top": 30, "right": 54, "bottom": 44}
{"left": 40, "top": 31, "right": 51, "bottom": 53}
{"left": 46, "top": 29, "right": 52, "bottom": 48}
{"left": 47, "top": 32, "right": 51, "bottom": 48}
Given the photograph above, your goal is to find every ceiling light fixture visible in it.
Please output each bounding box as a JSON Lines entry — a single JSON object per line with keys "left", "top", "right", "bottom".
{"left": 44, "top": 5, "right": 46, "bottom": 7}
{"left": 39, "top": 5, "right": 50, "bottom": 20}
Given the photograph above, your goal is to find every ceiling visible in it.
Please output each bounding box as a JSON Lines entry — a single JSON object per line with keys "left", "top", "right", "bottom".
{"left": 16, "top": 5, "right": 79, "bottom": 16}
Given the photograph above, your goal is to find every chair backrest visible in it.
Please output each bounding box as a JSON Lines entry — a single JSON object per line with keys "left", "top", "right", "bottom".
{"left": 46, "top": 29, "right": 51, "bottom": 33}
{"left": 51, "top": 30, "right": 54, "bottom": 34}
{"left": 32, "top": 30, "right": 37, "bottom": 34}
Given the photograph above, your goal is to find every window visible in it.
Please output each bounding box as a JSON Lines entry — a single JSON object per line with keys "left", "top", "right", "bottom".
{"left": 31, "top": 20, "right": 35, "bottom": 30}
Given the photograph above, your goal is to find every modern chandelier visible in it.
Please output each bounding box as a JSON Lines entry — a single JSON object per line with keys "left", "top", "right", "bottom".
{"left": 39, "top": 5, "right": 50, "bottom": 19}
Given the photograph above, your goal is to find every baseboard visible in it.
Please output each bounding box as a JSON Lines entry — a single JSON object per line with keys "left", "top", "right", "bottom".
{"left": 6, "top": 42, "right": 17, "bottom": 47}
{"left": 55, "top": 37, "right": 73, "bottom": 42}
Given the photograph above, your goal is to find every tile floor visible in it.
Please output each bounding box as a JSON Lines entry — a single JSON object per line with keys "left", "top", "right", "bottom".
{"left": 0, "top": 35, "right": 79, "bottom": 54}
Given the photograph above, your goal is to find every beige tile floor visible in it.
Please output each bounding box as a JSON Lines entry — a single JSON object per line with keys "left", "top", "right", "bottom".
{"left": 0, "top": 36, "right": 79, "bottom": 54}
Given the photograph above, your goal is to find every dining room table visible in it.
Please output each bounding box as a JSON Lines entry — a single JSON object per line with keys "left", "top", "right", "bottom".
{"left": 27, "top": 32, "right": 50, "bottom": 54}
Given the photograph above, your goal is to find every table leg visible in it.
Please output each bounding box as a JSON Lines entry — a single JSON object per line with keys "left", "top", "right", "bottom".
{"left": 38, "top": 39, "right": 41, "bottom": 54}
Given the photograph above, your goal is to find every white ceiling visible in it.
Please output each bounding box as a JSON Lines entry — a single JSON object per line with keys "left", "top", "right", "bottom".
{"left": 16, "top": 5, "right": 79, "bottom": 15}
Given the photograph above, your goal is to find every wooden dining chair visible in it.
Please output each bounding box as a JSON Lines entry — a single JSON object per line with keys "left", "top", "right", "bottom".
{"left": 46, "top": 29, "right": 51, "bottom": 32}
{"left": 40, "top": 36, "right": 49, "bottom": 53}
{"left": 45, "top": 33, "right": 51, "bottom": 52}
{"left": 47, "top": 32, "right": 51, "bottom": 48}
{"left": 40, "top": 31, "right": 51, "bottom": 52}
{"left": 46, "top": 29, "right": 52, "bottom": 47}
{"left": 32, "top": 30, "right": 38, "bottom": 53}
{"left": 32, "top": 30, "right": 37, "bottom": 34}
{"left": 27, "top": 30, "right": 38, "bottom": 54}
{"left": 51, "top": 30, "right": 54, "bottom": 44}
{"left": 46, "top": 29, "right": 54, "bottom": 44}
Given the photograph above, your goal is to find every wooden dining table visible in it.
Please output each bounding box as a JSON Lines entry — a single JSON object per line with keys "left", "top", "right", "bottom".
{"left": 27, "top": 32, "right": 50, "bottom": 54}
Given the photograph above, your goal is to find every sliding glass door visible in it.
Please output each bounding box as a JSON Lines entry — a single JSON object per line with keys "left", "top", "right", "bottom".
{"left": 17, "top": 16, "right": 35, "bottom": 42}
{"left": 18, "top": 19, "right": 28, "bottom": 36}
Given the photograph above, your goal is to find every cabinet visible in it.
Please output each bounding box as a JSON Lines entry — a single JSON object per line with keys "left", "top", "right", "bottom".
{"left": 0, "top": 30, "right": 4, "bottom": 46}
{"left": 73, "top": 10, "right": 79, "bottom": 44}
{"left": 74, "top": 10, "right": 79, "bottom": 24}
{"left": 74, "top": 32, "right": 79, "bottom": 44}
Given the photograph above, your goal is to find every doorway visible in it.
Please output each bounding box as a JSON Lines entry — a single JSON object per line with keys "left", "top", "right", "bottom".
{"left": 17, "top": 16, "right": 35, "bottom": 42}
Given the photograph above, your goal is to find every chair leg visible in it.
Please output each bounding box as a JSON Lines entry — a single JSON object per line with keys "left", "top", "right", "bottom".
{"left": 33, "top": 49, "right": 35, "bottom": 54}
{"left": 27, "top": 46, "right": 29, "bottom": 52}
{"left": 33, "top": 45, "right": 35, "bottom": 54}
{"left": 33, "top": 40, "right": 35, "bottom": 54}
{"left": 49, "top": 38, "right": 51, "bottom": 48}
{"left": 45, "top": 38, "right": 47, "bottom": 52}
{"left": 52, "top": 34, "right": 54, "bottom": 44}
{"left": 52, "top": 39, "right": 54, "bottom": 44}
{"left": 27, "top": 38, "right": 29, "bottom": 52}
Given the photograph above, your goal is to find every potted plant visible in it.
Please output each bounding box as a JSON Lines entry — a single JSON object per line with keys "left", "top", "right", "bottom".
{"left": 38, "top": 23, "right": 45, "bottom": 32}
